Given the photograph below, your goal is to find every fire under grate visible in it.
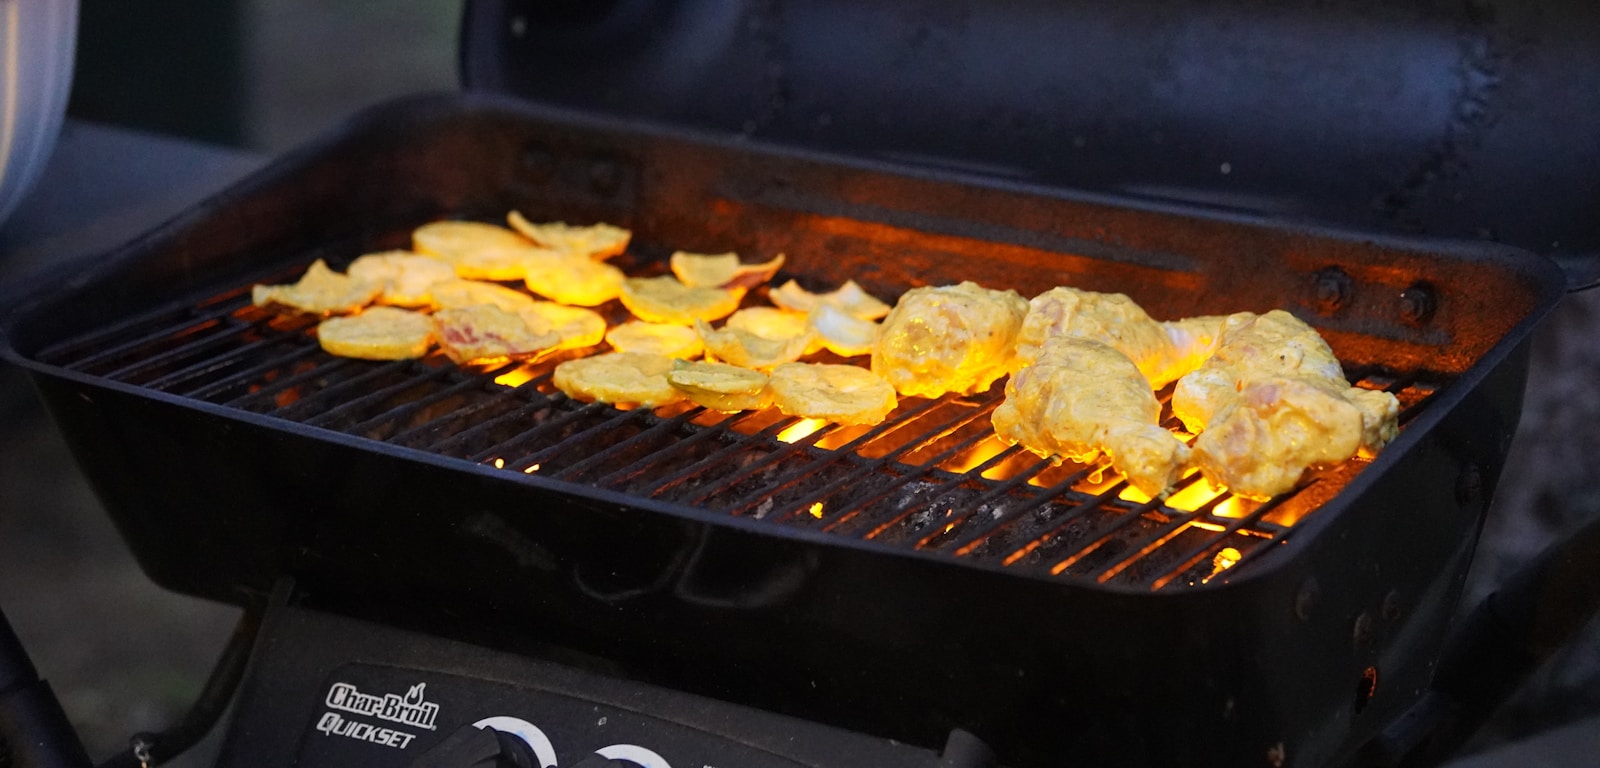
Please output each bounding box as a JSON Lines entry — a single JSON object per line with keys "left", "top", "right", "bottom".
{"left": 38, "top": 272, "right": 1442, "bottom": 592}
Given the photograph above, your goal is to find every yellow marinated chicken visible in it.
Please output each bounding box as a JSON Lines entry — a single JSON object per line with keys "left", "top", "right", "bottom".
{"left": 872, "top": 281, "right": 1029, "bottom": 398}
{"left": 1015, "top": 287, "right": 1180, "bottom": 385}
{"left": 992, "top": 337, "right": 1192, "bottom": 497}
{"left": 1172, "top": 310, "right": 1400, "bottom": 498}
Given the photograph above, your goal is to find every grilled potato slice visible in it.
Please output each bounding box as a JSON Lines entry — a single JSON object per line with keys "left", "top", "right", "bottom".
{"left": 553, "top": 352, "right": 684, "bottom": 408}
{"left": 507, "top": 211, "right": 632, "bottom": 261}
{"left": 619, "top": 276, "right": 744, "bottom": 325}
{"left": 433, "top": 304, "right": 561, "bottom": 365}
{"left": 413, "top": 220, "right": 547, "bottom": 281}
{"left": 768, "top": 362, "right": 898, "bottom": 426}
{"left": 430, "top": 279, "right": 538, "bottom": 313}
{"left": 667, "top": 360, "right": 772, "bottom": 412}
{"left": 523, "top": 253, "right": 626, "bottom": 306}
{"left": 695, "top": 319, "right": 814, "bottom": 370}
{"left": 518, "top": 301, "right": 606, "bottom": 351}
{"left": 252, "top": 259, "right": 381, "bottom": 315}
{"left": 807, "top": 303, "right": 879, "bottom": 358}
{"left": 669, "top": 251, "right": 786, "bottom": 289}
{"left": 316, "top": 307, "right": 435, "bottom": 360}
{"left": 604, "top": 321, "right": 705, "bottom": 359}
{"left": 769, "top": 279, "right": 891, "bottom": 320}
{"left": 724, "top": 307, "right": 818, "bottom": 352}
{"left": 347, "top": 251, "right": 456, "bottom": 307}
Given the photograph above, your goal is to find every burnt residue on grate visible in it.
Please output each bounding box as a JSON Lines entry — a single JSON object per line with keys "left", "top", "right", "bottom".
{"left": 36, "top": 282, "right": 1441, "bottom": 592}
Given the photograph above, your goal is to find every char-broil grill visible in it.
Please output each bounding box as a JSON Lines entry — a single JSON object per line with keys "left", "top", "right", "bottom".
{"left": 4, "top": 2, "right": 1598, "bottom": 767}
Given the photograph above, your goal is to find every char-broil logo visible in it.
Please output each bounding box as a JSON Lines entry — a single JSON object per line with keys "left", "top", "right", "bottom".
{"left": 325, "top": 681, "right": 440, "bottom": 731}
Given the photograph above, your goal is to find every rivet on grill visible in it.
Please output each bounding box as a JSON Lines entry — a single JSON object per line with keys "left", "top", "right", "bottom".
{"left": 589, "top": 159, "right": 623, "bottom": 196}
{"left": 1399, "top": 283, "right": 1437, "bottom": 325}
{"left": 1294, "top": 579, "right": 1318, "bottom": 621}
{"left": 1311, "top": 267, "right": 1352, "bottom": 315}
{"left": 1352, "top": 611, "right": 1374, "bottom": 647}
{"left": 1456, "top": 462, "right": 1484, "bottom": 507}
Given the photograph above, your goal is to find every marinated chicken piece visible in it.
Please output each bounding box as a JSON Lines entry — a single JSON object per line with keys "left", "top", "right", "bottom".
{"left": 1174, "top": 310, "right": 1401, "bottom": 498}
{"left": 769, "top": 279, "right": 892, "bottom": 320}
{"left": 1159, "top": 314, "right": 1231, "bottom": 381}
{"left": 670, "top": 251, "right": 786, "bottom": 290}
{"left": 522, "top": 252, "right": 626, "bottom": 306}
{"left": 871, "top": 281, "right": 1029, "bottom": 398}
{"left": 429, "top": 279, "right": 538, "bottom": 313}
{"left": 667, "top": 360, "right": 772, "bottom": 412}
{"left": 695, "top": 319, "right": 814, "bottom": 370}
{"left": 433, "top": 304, "right": 561, "bottom": 365}
{"left": 347, "top": 251, "right": 456, "bottom": 307}
{"left": 518, "top": 302, "right": 606, "bottom": 351}
{"left": 413, "top": 220, "right": 547, "bottom": 281}
{"left": 768, "top": 363, "right": 899, "bottom": 426}
{"left": 1016, "top": 287, "right": 1212, "bottom": 389}
{"left": 507, "top": 211, "right": 632, "bottom": 260}
{"left": 252, "top": 259, "right": 381, "bottom": 315}
{"left": 992, "top": 337, "right": 1192, "bottom": 497}
{"left": 619, "top": 276, "right": 744, "bottom": 325}
{"left": 316, "top": 307, "right": 435, "bottom": 360}
{"left": 604, "top": 321, "right": 705, "bottom": 359}
{"left": 553, "top": 352, "right": 684, "bottom": 408}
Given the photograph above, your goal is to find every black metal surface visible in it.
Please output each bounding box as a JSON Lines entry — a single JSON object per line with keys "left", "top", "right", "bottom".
{"left": 0, "top": 94, "right": 1567, "bottom": 766}
{"left": 464, "top": 0, "right": 1600, "bottom": 280}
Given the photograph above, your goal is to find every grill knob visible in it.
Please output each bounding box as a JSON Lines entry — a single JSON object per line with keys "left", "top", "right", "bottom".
{"left": 406, "top": 724, "right": 542, "bottom": 768}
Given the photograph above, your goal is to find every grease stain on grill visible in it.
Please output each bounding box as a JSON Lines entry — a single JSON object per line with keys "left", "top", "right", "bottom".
{"left": 36, "top": 282, "right": 1448, "bottom": 592}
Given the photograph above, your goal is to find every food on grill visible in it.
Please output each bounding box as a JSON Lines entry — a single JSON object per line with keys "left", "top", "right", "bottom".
{"left": 251, "top": 259, "right": 382, "bottom": 315}
{"left": 316, "top": 307, "right": 436, "bottom": 360}
{"left": 412, "top": 220, "right": 550, "bottom": 281}
{"left": 1015, "top": 287, "right": 1200, "bottom": 388}
{"left": 518, "top": 301, "right": 606, "bottom": 351}
{"left": 769, "top": 279, "right": 891, "bottom": 320}
{"left": 667, "top": 360, "right": 772, "bottom": 412}
{"left": 768, "top": 362, "right": 899, "bottom": 425}
{"left": 871, "top": 281, "right": 1029, "bottom": 398}
{"left": 1159, "top": 315, "right": 1231, "bottom": 379}
{"left": 521, "top": 251, "right": 627, "bottom": 306}
{"left": 604, "top": 321, "right": 705, "bottom": 359}
{"left": 669, "top": 251, "right": 786, "bottom": 289}
{"left": 346, "top": 251, "right": 457, "bottom": 307}
{"left": 507, "top": 211, "right": 632, "bottom": 260}
{"left": 619, "top": 275, "right": 745, "bottom": 325}
{"left": 806, "top": 303, "right": 878, "bottom": 357}
{"left": 694, "top": 319, "right": 814, "bottom": 370}
{"left": 992, "top": 337, "right": 1192, "bottom": 497}
{"left": 1172, "top": 310, "right": 1401, "bottom": 498}
{"left": 430, "top": 279, "right": 538, "bottom": 313}
{"left": 553, "top": 352, "right": 684, "bottom": 407}
{"left": 433, "top": 304, "right": 562, "bottom": 365}
{"left": 724, "top": 307, "right": 814, "bottom": 346}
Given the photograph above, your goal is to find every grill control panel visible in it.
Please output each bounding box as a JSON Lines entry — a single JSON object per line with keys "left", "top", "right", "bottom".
{"left": 211, "top": 599, "right": 977, "bottom": 768}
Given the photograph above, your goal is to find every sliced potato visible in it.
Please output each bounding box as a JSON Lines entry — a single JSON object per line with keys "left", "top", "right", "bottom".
{"left": 807, "top": 303, "right": 879, "bottom": 357}
{"left": 695, "top": 319, "right": 814, "bottom": 370}
{"left": 669, "top": 251, "right": 786, "bottom": 289}
{"left": 433, "top": 304, "right": 561, "bottom": 365}
{"left": 523, "top": 254, "right": 626, "bottom": 306}
{"left": 507, "top": 211, "right": 632, "bottom": 260}
{"left": 317, "top": 307, "right": 435, "bottom": 360}
{"left": 770, "top": 279, "right": 891, "bottom": 320}
{"left": 605, "top": 321, "right": 705, "bottom": 359}
{"left": 667, "top": 360, "right": 772, "bottom": 412}
{"left": 553, "top": 352, "right": 684, "bottom": 407}
{"left": 430, "top": 279, "right": 538, "bottom": 313}
{"left": 252, "top": 259, "right": 381, "bottom": 315}
{"left": 619, "top": 275, "right": 744, "bottom": 325}
{"left": 347, "top": 251, "right": 456, "bottom": 307}
{"left": 768, "top": 362, "right": 899, "bottom": 426}
{"left": 518, "top": 302, "right": 606, "bottom": 350}
{"left": 413, "top": 220, "right": 545, "bottom": 280}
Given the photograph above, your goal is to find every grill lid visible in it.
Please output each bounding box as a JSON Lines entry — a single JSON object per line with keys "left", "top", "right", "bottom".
{"left": 462, "top": 0, "right": 1600, "bottom": 285}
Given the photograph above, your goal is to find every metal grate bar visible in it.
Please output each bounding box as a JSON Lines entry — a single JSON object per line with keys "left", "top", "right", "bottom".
{"left": 144, "top": 322, "right": 319, "bottom": 395}
{"left": 549, "top": 406, "right": 711, "bottom": 482}
{"left": 265, "top": 359, "right": 420, "bottom": 422}
{"left": 222, "top": 356, "right": 367, "bottom": 410}
{"left": 411, "top": 385, "right": 578, "bottom": 455}
{"left": 591, "top": 409, "right": 763, "bottom": 490}
{"left": 49, "top": 299, "right": 247, "bottom": 373}
{"left": 466, "top": 399, "right": 620, "bottom": 465}
{"left": 304, "top": 361, "right": 507, "bottom": 430}
{"left": 833, "top": 443, "right": 1036, "bottom": 539}
{"left": 1086, "top": 490, "right": 1236, "bottom": 583}
{"left": 1148, "top": 495, "right": 1295, "bottom": 590}
{"left": 634, "top": 415, "right": 815, "bottom": 499}
{"left": 95, "top": 318, "right": 253, "bottom": 383}
{"left": 346, "top": 366, "right": 532, "bottom": 439}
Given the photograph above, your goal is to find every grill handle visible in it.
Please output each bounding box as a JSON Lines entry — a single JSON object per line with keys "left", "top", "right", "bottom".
{"left": 1360, "top": 509, "right": 1600, "bottom": 766}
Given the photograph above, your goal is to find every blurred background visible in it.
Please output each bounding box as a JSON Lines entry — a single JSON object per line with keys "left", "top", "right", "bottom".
{"left": 3, "top": 1, "right": 1599, "bottom": 766}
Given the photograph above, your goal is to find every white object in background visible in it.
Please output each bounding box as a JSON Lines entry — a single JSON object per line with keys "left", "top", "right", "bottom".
{"left": 0, "top": 0, "right": 78, "bottom": 226}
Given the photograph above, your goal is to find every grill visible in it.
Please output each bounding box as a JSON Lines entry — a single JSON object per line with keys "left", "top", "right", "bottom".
{"left": 35, "top": 270, "right": 1441, "bottom": 593}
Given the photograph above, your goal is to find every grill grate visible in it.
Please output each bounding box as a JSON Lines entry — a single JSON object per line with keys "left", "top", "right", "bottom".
{"left": 39, "top": 278, "right": 1440, "bottom": 591}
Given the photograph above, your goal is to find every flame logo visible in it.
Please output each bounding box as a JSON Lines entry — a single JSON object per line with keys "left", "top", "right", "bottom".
{"left": 404, "top": 683, "right": 426, "bottom": 706}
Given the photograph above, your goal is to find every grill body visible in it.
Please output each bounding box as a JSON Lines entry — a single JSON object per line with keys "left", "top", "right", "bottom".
{"left": 0, "top": 95, "right": 1562, "bottom": 766}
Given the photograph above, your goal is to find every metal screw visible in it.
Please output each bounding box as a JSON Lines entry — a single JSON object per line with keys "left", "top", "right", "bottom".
{"left": 1353, "top": 611, "right": 1374, "bottom": 647}
{"left": 1312, "top": 267, "right": 1352, "bottom": 314}
{"left": 1399, "top": 284, "right": 1437, "bottom": 325}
